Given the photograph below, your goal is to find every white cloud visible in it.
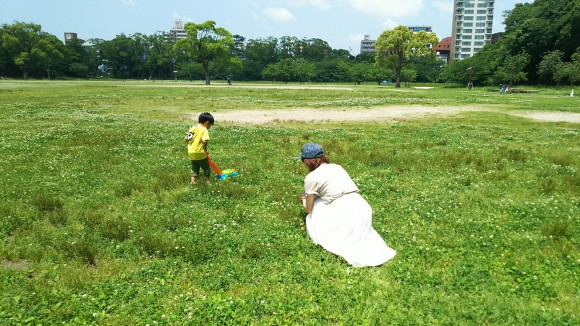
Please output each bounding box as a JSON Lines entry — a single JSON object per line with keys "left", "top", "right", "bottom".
{"left": 348, "top": 33, "right": 366, "bottom": 43}
{"left": 343, "top": 0, "right": 424, "bottom": 18}
{"left": 432, "top": 1, "right": 453, "bottom": 13}
{"left": 250, "top": 10, "right": 261, "bottom": 21}
{"left": 381, "top": 18, "right": 399, "bottom": 30}
{"left": 289, "top": 0, "right": 332, "bottom": 10}
{"left": 123, "top": 0, "right": 137, "bottom": 6}
{"left": 263, "top": 8, "right": 296, "bottom": 22}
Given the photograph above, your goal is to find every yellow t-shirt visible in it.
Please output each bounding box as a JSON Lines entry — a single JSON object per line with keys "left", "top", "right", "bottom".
{"left": 186, "top": 124, "right": 210, "bottom": 160}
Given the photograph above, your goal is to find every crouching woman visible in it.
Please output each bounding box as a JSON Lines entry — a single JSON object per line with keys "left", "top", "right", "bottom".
{"left": 299, "top": 142, "right": 396, "bottom": 267}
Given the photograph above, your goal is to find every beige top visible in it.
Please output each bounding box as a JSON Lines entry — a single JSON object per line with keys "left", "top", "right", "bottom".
{"left": 304, "top": 163, "right": 359, "bottom": 204}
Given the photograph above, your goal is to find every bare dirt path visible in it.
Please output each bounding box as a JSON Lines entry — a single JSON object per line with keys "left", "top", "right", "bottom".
{"left": 212, "top": 106, "right": 580, "bottom": 124}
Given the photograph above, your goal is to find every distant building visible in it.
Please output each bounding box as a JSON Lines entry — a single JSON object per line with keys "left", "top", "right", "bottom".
{"left": 408, "top": 26, "right": 433, "bottom": 33}
{"left": 64, "top": 32, "right": 77, "bottom": 44}
{"left": 450, "top": 0, "right": 495, "bottom": 62}
{"left": 167, "top": 20, "right": 187, "bottom": 40}
{"left": 491, "top": 32, "right": 503, "bottom": 44}
{"left": 434, "top": 37, "right": 452, "bottom": 64}
{"left": 360, "top": 34, "right": 376, "bottom": 54}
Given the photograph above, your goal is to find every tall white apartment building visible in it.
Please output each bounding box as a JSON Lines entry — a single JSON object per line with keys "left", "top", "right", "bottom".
{"left": 450, "top": 0, "right": 494, "bottom": 61}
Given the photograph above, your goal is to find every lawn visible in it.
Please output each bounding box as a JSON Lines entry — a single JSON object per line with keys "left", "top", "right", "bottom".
{"left": 0, "top": 80, "right": 578, "bottom": 324}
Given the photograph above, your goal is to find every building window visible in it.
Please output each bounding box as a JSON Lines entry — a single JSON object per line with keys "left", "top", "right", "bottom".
{"left": 475, "top": 35, "right": 484, "bottom": 39}
{"left": 464, "top": 16, "right": 474, "bottom": 20}
{"left": 462, "top": 41, "right": 472, "bottom": 46}
{"left": 464, "top": 29, "right": 473, "bottom": 33}
{"left": 477, "top": 16, "right": 486, "bottom": 21}
{"left": 465, "top": 10, "right": 474, "bottom": 14}
{"left": 462, "top": 54, "right": 471, "bottom": 58}
{"left": 463, "top": 35, "right": 472, "bottom": 39}
{"left": 476, "top": 22, "right": 486, "bottom": 27}
{"left": 474, "top": 41, "right": 484, "bottom": 46}
{"left": 476, "top": 29, "right": 485, "bottom": 33}
{"left": 464, "top": 22, "right": 473, "bottom": 27}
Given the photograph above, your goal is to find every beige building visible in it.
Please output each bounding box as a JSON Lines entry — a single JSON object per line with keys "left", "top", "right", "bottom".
{"left": 167, "top": 20, "right": 187, "bottom": 40}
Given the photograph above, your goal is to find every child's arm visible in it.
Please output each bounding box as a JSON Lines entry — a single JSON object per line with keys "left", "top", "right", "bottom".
{"left": 202, "top": 140, "right": 209, "bottom": 153}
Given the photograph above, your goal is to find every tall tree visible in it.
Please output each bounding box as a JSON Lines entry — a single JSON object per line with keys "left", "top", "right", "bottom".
{"left": 502, "top": 0, "right": 579, "bottom": 83}
{"left": 537, "top": 50, "right": 565, "bottom": 85}
{"left": 495, "top": 52, "right": 530, "bottom": 86}
{"left": 374, "top": 25, "right": 439, "bottom": 87}
{"left": 173, "top": 20, "right": 240, "bottom": 85}
{"left": 0, "top": 22, "right": 66, "bottom": 79}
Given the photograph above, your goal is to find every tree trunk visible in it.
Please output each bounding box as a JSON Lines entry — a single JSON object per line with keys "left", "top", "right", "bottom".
{"left": 395, "top": 54, "right": 403, "bottom": 88}
{"left": 203, "top": 62, "right": 211, "bottom": 85}
{"left": 395, "top": 66, "right": 401, "bottom": 88}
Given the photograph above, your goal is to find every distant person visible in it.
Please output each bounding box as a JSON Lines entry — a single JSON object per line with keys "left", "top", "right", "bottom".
{"left": 298, "top": 142, "right": 396, "bottom": 267}
{"left": 184, "top": 112, "right": 214, "bottom": 184}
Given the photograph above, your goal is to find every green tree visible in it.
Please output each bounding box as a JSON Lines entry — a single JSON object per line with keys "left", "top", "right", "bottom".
{"left": 537, "top": 50, "right": 565, "bottom": 85}
{"left": 63, "top": 38, "right": 90, "bottom": 78}
{"left": 561, "top": 47, "right": 580, "bottom": 86}
{"left": 495, "top": 52, "right": 530, "bottom": 86}
{"left": 174, "top": 20, "right": 241, "bottom": 85}
{"left": 241, "top": 37, "right": 279, "bottom": 80}
{"left": 412, "top": 56, "right": 443, "bottom": 83}
{"left": 143, "top": 33, "right": 175, "bottom": 79}
{"left": 502, "top": 0, "right": 579, "bottom": 83}
{"left": 374, "top": 25, "right": 439, "bottom": 87}
{"left": 263, "top": 58, "right": 315, "bottom": 83}
{"left": 292, "top": 58, "right": 316, "bottom": 83}
{"left": 99, "top": 33, "right": 148, "bottom": 79}
{"left": 1, "top": 22, "right": 66, "bottom": 79}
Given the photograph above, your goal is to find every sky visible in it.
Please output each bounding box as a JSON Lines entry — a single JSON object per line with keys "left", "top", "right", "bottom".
{"left": 1, "top": 0, "right": 533, "bottom": 55}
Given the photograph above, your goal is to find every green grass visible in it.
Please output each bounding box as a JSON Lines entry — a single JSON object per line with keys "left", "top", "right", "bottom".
{"left": 0, "top": 80, "right": 579, "bottom": 324}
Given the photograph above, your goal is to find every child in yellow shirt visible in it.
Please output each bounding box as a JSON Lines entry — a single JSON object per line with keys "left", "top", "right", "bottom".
{"left": 185, "top": 112, "right": 214, "bottom": 184}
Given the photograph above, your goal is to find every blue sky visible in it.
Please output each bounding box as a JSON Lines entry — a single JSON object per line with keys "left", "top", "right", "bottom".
{"left": 1, "top": 0, "right": 532, "bottom": 55}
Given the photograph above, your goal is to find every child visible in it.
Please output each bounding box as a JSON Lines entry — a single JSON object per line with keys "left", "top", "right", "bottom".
{"left": 185, "top": 112, "right": 214, "bottom": 184}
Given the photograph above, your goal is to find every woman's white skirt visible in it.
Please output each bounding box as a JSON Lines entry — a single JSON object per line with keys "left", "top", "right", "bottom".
{"left": 306, "top": 193, "right": 396, "bottom": 267}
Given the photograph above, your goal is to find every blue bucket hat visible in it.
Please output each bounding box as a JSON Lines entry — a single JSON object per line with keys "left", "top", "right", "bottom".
{"left": 301, "top": 142, "right": 325, "bottom": 159}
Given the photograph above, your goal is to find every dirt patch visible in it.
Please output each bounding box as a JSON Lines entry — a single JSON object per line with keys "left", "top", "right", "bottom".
{"left": 509, "top": 111, "right": 580, "bottom": 123}
{"left": 213, "top": 106, "right": 483, "bottom": 124}
{"left": 1, "top": 260, "right": 32, "bottom": 271}
{"left": 211, "top": 106, "right": 580, "bottom": 124}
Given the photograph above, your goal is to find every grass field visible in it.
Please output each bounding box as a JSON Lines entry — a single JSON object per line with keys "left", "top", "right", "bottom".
{"left": 0, "top": 80, "right": 579, "bottom": 324}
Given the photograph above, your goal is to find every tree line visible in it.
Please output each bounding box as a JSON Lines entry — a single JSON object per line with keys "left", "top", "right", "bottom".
{"left": 1, "top": 0, "right": 578, "bottom": 86}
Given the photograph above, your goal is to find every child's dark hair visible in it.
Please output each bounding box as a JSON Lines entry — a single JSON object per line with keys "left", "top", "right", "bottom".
{"left": 198, "top": 112, "right": 214, "bottom": 125}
